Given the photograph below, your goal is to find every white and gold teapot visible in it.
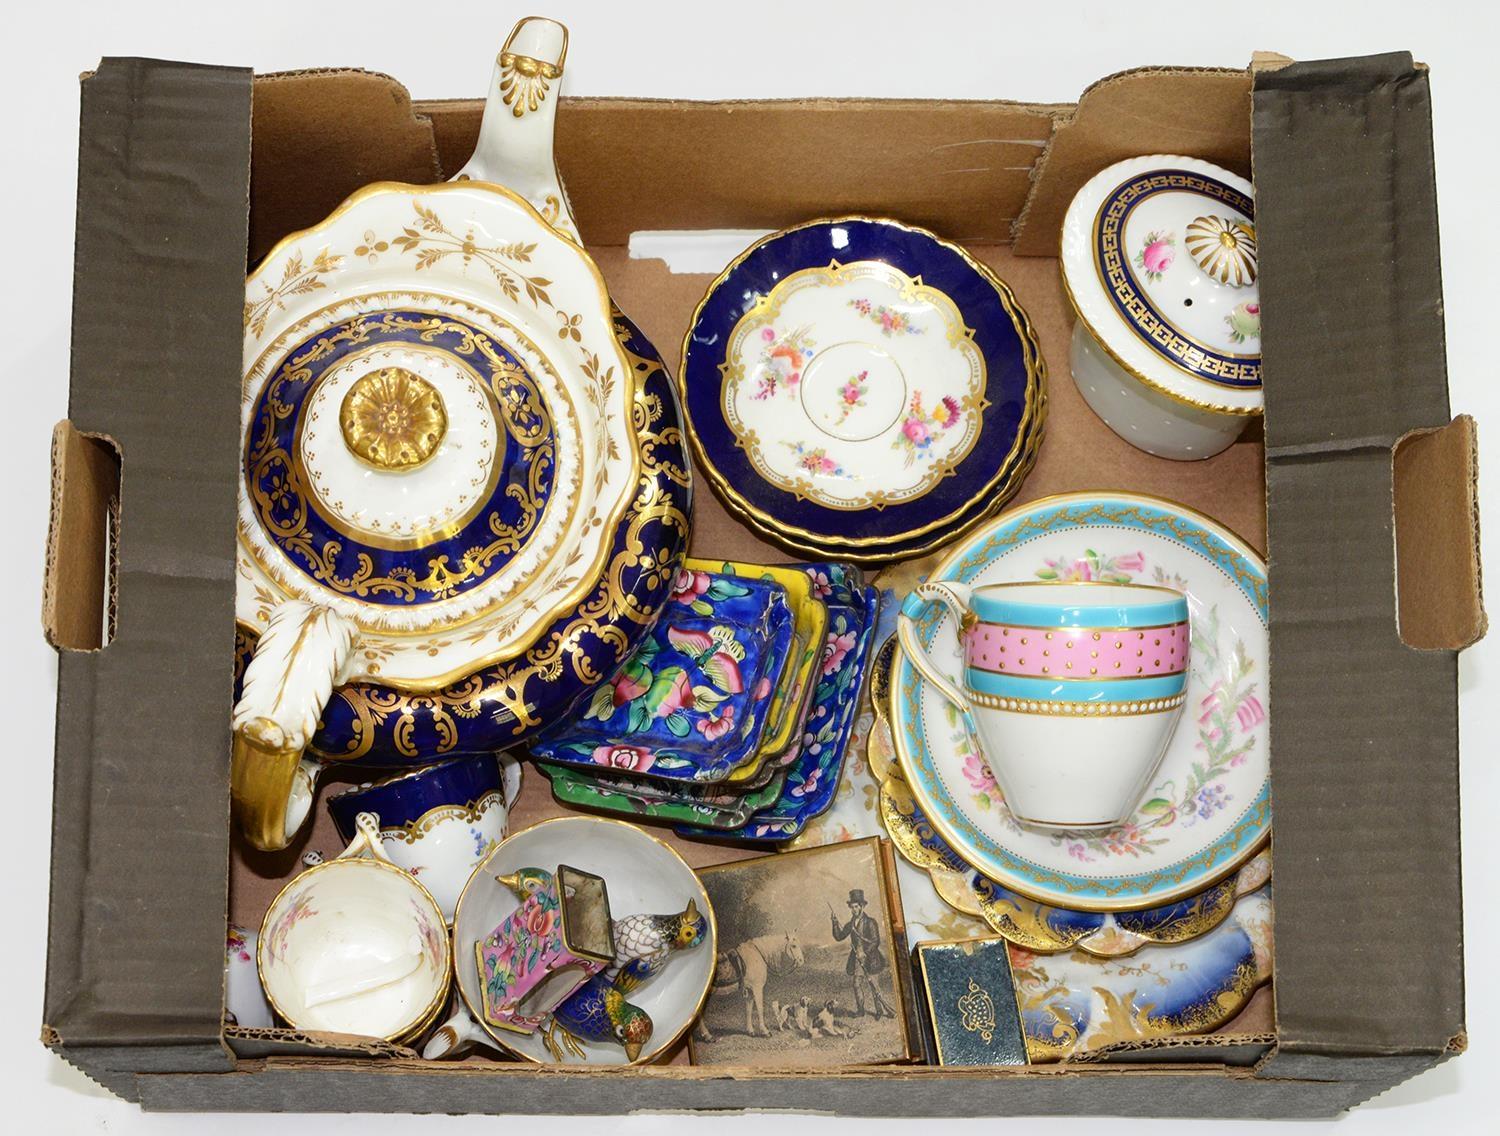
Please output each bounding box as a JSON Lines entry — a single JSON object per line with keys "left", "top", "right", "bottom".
{"left": 233, "top": 19, "right": 691, "bottom": 850}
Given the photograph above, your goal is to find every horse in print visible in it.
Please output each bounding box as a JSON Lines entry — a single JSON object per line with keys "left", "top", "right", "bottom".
{"left": 696, "top": 930, "right": 805, "bottom": 1041}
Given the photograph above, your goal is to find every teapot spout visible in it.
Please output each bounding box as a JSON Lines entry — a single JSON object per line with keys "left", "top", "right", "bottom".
{"left": 457, "top": 17, "right": 580, "bottom": 242}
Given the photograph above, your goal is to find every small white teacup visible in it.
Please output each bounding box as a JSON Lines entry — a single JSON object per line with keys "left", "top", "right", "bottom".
{"left": 898, "top": 580, "right": 1190, "bottom": 830}
{"left": 257, "top": 813, "right": 451, "bottom": 1041}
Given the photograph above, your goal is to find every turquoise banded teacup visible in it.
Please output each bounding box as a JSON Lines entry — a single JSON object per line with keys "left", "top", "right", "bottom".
{"left": 898, "top": 580, "right": 1190, "bottom": 830}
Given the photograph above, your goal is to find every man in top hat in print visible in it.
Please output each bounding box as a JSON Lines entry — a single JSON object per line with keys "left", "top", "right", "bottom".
{"left": 830, "top": 888, "right": 895, "bottom": 1019}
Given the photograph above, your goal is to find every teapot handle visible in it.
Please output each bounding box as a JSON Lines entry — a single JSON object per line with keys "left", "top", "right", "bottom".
{"left": 230, "top": 600, "right": 354, "bottom": 851}
{"left": 457, "top": 17, "right": 581, "bottom": 243}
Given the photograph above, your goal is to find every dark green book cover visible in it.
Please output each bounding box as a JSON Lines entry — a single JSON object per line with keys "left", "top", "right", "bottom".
{"left": 912, "top": 936, "right": 1027, "bottom": 1066}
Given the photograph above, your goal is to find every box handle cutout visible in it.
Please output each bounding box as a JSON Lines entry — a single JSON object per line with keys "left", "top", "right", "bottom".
{"left": 43, "top": 421, "right": 120, "bottom": 651}
{"left": 1392, "top": 415, "right": 1485, "bottom": 650}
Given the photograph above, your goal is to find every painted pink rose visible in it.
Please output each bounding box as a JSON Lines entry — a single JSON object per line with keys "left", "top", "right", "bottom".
{"left": 670, "top": 569, "right": 712, "bottom": 604}
{"left": 1142, "top": 238, "right": 1174, "bottom": 275}
{"left": 961, "top": 752, "right": 1004, "bottom": 806}
{"left": 655, "top": 669, "right": 696, "bottom": 717}
{"left": 1236, "top": 695, "right": 1266, "bottom": 732}
{"left": 902, "top": 418, "right": 931, "bottom": 445}
{"left": 524, "top": 903, "right": 557, "bottom": 940}
{"left": 1244, "top": 302, "right": 1261, "bottom": 317}
{"left": 591, "top": 744, "right": 655, "bottom": 773}
{"left": 823, "top": 629, "right": 858, "bottom": 676}
{"left": 696, "top": 704, "right": 736, "bottom": 741}
{"left": 1114, "top": 551, "right": 1146, "bottom": 573}
{"left": 761, "top": 327, "right": 776, "bottom": 342}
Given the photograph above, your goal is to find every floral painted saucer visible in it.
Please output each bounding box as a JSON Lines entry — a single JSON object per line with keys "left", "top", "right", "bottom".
{"left": 865, "top": 634, "right": 1272, "bottom": 956}
{"left": 681, "top": 218, "right": 1045, "bottom": 562}
{"left": 881, "top": 760, "right": 1271, "bottom": 957}
{"left": 676, "top": 567, "right": 881, "bottom": 844}
{"left": 530, "top": 574, "right": 795, "bottom": 782}
{"left": 892, "top": 492, "right": 1270, "bottom": 911}
{"left": 1011, "top": 885, "right": 1273, "bottom": 1061}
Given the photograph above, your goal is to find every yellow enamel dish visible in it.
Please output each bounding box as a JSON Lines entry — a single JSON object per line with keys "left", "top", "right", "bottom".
{"left": 683, "top": 558, "right": 828, "bottom": 786}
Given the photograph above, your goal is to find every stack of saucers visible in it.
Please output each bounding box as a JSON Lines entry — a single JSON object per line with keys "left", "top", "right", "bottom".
{"left": 678, "top": 217, "right": 1047, "bottom": 565}
{"left": 869, "top": 492, "right": 1275, "bottom": 1060}
{"left": 533, "top": 559, "right": 880, "bottom": 844}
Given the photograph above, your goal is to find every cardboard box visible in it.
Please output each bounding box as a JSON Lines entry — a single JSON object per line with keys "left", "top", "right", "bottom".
{"left": 41, "top": 49, "right": 1483, "bottom": 1116}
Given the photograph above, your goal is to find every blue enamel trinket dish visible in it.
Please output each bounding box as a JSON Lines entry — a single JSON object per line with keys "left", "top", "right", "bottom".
{"left": 530, "top": 573, "right": 796, "bottom": 783}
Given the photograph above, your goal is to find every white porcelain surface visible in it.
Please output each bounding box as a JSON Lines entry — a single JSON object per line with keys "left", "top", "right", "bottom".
{"left": 363, "top": 758, "right": 522, "bottom": 922}
{"left": 452, "top": 817, "right": 716, "bottom": 1064}
{"left": 1061, "top": 155, "right": 1260, "bottom": 459}
{"left": 721, "top": 259, "right": 985, "bottom": 510}
{"left": 238, "top": 213, "right": 636, "bottom": 670}
{"left": 230, "top": 16, "right": 645, "bottom": 852}
{"left": 224, "top": 925, "right": 274, "bottom": 1029}
{"left": 1069, "top": 323, "right": 1243, "bottom": 460}
{"left": 258, "top": 816, "right": 450, "bottom": 1039}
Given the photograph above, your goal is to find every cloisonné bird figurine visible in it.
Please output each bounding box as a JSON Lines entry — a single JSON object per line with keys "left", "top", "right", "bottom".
{"left": 495, "top": 867, "right": 552, "bottom": 898}
{"left": 607, "top": 898, "right": 707, "bottom": 986}
{"left": 540, "top": 958, "right": 654, "bottom": 1063}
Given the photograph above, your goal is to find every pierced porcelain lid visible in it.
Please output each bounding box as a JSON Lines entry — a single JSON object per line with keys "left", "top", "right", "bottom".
{"left": 1061, "top": 155, "right": 1262, "bottom": 416}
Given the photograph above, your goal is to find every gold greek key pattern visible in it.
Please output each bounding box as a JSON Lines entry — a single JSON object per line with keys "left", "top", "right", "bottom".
{"left": 1096, "top": 171, "right": 1259, "bottom": 388}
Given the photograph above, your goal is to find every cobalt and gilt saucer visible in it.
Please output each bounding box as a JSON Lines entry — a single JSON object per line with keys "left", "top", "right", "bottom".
{"left": 680, "top": 218, "right": 1045, "bottom": 564}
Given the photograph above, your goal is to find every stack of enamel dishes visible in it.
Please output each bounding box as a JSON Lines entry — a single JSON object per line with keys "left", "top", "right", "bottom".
{"left": 532, "top": 560, "right": 880, "bottom": 844}
{"left": 1061, "top": 156, "right": 1262, "bottom": 460}
{"left": 680, "top": 218, "right": 1046, "bottom": 564}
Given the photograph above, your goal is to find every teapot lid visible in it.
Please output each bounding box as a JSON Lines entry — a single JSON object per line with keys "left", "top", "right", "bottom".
{"left": 1061, "top": 155, "right": 1262, "bottom": 416}
{"left": 243, "top": 306, "right": 572, "bottom": 618}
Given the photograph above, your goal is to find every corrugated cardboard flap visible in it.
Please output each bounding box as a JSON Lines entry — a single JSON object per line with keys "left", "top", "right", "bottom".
{"left": 42, "top": 58, "right": 250, "bottom": 1074}
{"left": 1252, "top": 53, "right": 1470, "bottom": 1078}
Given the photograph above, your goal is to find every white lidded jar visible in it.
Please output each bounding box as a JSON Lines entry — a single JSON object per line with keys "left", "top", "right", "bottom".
{"left": 1060, "top": 155, "right": 1262, "bottom": 460}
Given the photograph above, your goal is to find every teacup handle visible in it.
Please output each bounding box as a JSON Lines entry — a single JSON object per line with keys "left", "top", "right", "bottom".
{"left": 423, "top": 1005, "right": 495, "bottom": 1061}
{"left": 338, "top": 812, "right": 397, "bottom": 866}
{"left": 897, "top": 582, "right": 976, "bottom": 716}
